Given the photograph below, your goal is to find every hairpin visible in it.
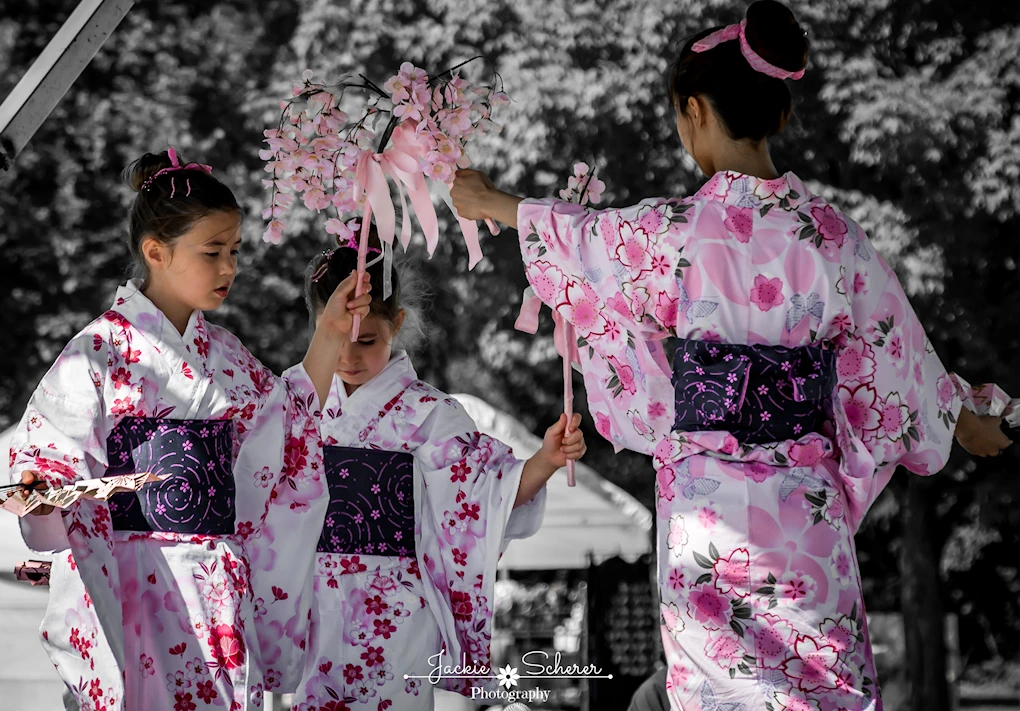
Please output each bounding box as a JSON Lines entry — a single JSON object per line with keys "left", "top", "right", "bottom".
{"left": 142, "top": 147, "right": 214, "bottom": 193}
{"left": 339, "top": 233, "right": 382, "bottom": 254}
{"left": 310, "top": 249, "right": 334, "bottom": 283}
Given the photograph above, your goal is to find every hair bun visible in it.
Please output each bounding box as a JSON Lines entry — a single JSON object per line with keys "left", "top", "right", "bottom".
{"left": 744, "top": 0, "right": 808, "bottom": 75}
{"left": 125, "top": 151, "right": 175, "bottom": 192}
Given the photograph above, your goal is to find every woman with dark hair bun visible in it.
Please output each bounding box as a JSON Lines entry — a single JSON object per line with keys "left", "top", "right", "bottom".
{"left": 452, "top": 1, "right": 1014, "bottom": 708}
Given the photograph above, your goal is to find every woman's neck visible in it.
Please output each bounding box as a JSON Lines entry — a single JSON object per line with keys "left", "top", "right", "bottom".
{"left": 141, "top": 280, "right": 193, "bottom": 335}
{"left": 708, "top": 140, "right": 781, "bottom": 181}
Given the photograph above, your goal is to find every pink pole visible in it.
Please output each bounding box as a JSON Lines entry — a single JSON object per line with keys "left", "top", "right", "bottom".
{"left": 351, "top": 202, "right": 372, "bottom": 341}
{"left": 559, "top": 322, "right": 577, "bottom": 487}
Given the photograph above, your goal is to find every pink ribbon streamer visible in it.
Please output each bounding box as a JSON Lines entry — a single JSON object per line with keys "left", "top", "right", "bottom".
{"left": 350, "top": 124, "right": 440, "bottom": 338}
{"left": 348, "top": 122, "right": 498, "bottom": 338}
{"left": 365, "top": 121, "right": 495, "bottom": 268}
{"left": 389, "top": 124, "right": 440, "bottom": 253}
{"left": 516, "top": 288, "right": 579, "bottom": 486}
{"left": 692, "top": 19, "right": 805, "bottom": 81}
{"left": 355, "top": 154, "right": 395, "bottom": 246}
{"left": 455, "top": 213, "right": 485, "bottom": 270}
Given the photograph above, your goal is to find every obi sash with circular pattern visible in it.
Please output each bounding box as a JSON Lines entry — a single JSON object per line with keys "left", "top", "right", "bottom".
{"left": 318, "top": 446, "right": 416, "bottom": 557}
{"left": 106, "top": 418, "right": 236, "bottom": 534}
{"left": 673, "top": 339, "right": 836, "bottom": 444}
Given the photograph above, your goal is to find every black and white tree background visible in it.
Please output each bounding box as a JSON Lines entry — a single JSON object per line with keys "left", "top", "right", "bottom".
{"left": 1, "top": 1, "right": 1019, "bottom": 708}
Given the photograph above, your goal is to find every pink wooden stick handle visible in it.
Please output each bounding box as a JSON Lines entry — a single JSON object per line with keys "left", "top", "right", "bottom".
{"left": 351, "top": 205, "right": 372, "bottom": 341}
{"left": 559, "top": 322, "right": 577, "bottom": 487}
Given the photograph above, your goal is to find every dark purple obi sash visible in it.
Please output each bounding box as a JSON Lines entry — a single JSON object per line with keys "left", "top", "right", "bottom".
{"left": 673, "top": 339, "right": 836, "bottom": 444}
{"left": 106, "top": 418, "right": 236, "bottom": 534}
{"left": 318, "top": 446, "right": 416, "bottom": 557}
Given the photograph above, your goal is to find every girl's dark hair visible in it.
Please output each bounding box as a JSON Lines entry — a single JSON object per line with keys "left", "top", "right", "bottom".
{"left": 124, "top": 151, "right": 240, "bottom": 277}
{"left": 668, "top": 0, "right": 808, "bottom": 142}
{"left": 305, "top": 227, "right": 402, "bottom": 322}
{"left": 304, "top": 225, "right": 427, "bottom": 351}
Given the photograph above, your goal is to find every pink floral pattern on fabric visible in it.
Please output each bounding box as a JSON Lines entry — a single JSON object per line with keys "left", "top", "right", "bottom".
{"left": 517, "top": 171, "right": 969, "bottom": 710}
{"left": 751, "top": 276, "right": 785, "bottom": 312}
{"left": 9, "top": 280, "right": 323, "bottom": 711}
{"left": 723, "top": 206, "right": 754, "bottom": 243}
{"left": 287, "top": 354, "right": 545, "bottom": 703}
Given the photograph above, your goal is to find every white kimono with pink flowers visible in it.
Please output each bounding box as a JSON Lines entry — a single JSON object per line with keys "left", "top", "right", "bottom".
{"left": 278, "top": 353, "right": 546, "bottom": 710}
{"left": 517, "top": 171, "right": 1008, "bottom": 711}
{"left": 7, "top": 280, "right": 324, "bottom": 711}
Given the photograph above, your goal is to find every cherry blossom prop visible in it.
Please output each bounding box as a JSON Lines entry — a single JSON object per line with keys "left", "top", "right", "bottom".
{"left": 261, "top": 61, "right": 506, "bottom": 339}
{"left": 516, "top": 163, "right": 605, "bottom": 486}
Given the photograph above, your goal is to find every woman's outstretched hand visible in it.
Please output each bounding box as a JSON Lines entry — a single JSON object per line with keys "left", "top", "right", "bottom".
{"left": 955, "top": 408, "right": 1013, "bottom": 457}
{"left": 452, "top": 170, "right": 524, "bottom": 229}
{"left": 451, "top": 169, "right": 496, "bottom": 221}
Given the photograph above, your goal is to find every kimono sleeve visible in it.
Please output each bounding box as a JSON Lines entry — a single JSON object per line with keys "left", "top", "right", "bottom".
{"left": 413, "top": 398, "right": 545, "bottom": 695}
{"left": 237, "top": 363, "right": 327, "bottom": 695}
{"left": 8, "top": 332, "right": 110, "bottom": 552}
{"left": 7, "top": 328, "right": 127, "bottom": 706}
{"left": 833, "top": 244, "right": 962, "bottom": 529}
{"left": 949, "top": 376, "right": 1019, "bottom": 425}
{"left": 517, "top": 196, "right": 696, "bottom": 454}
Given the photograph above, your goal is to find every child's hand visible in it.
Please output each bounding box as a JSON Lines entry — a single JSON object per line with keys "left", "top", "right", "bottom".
{"left": 516, "top": 413, "right": 587, "bottom": 508}
{"left": 538, "top": 413, "right": 586, "bottom": 470}
{"left": 18, "top": 471, "right": 54, "bottom": 516}
{"left": 956, "top": 409, "right": 1012, "bottom": 457}
{"left": 318, "top": 271, "right": 373, "bottom": 338}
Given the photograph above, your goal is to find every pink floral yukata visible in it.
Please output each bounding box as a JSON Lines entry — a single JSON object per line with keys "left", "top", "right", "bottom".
{"left": 282, "top": 353, "right": 546, "bottom": 711}
{"left": 8, "top": 280, "right": 326, "bottom": 711}
{"left": 517, "top": 171, "right": 1001, "bottom": 711}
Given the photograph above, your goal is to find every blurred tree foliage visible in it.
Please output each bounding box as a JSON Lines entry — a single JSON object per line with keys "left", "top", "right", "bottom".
{"left": 1, "top": 0, "right": 1018, "bottom": 704}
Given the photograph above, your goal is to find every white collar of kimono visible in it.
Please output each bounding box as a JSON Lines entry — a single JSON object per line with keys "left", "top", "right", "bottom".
{"left": 112, "top": 279, "right": 207, "bottom": 356}
{"left": 326, "top": 350, "right": 417, "bottom": 412}
{"left": 694, "top": 170, "right": 811, "bottom": 209}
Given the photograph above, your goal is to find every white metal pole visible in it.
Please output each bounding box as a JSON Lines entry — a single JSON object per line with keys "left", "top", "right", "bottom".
{"left": 0, "top": 0, "right": 135, "bottom": 170}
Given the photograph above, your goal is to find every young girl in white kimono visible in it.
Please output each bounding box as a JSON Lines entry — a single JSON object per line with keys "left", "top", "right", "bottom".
{"left": 9, "top": 149, "right": 373, "bottom": 711}
{"left": 450, "top": 2, "right": 1014, "bottom": 709}
{"left": 276, "top": 233, "right": 585, "bottom": 711}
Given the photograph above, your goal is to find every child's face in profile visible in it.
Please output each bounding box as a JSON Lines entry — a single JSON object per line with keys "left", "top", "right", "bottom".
{"left": 143, "top": 210, "right": 241, "bottom": 312}
{"left": 315, "top": 310, "right": 405, "bottom": 395}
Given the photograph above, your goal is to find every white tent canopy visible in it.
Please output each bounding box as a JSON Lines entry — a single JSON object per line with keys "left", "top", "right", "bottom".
{"left": 451, "top": 393, "right": 652, "bottom": 570}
